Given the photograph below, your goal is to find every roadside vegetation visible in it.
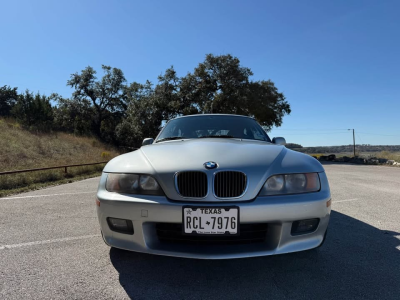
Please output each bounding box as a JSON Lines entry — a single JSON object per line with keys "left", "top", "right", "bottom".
{"left": 0, "top": 118, "right": 119, "bottom": 197}
{"left": 305, "top": 151, "right": 400, "bottom": 161}
{"left": 0, "top": 54, "right": 290, "bottom": 149}
{"left": 285, "top": 144, "right": 400, "bottom": 166}
{"left": 290, "top": 144, "right": 400, "bottom": 154}
{"left": 371, "top": 151, "right": 400, "bottom": 161}
{"left": 0, "top": 54, "right": 291, "bottom": 195}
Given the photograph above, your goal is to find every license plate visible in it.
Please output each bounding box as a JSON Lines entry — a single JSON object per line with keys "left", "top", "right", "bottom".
{"left": 183, "top": 206, "right": 239, "bottom": 235}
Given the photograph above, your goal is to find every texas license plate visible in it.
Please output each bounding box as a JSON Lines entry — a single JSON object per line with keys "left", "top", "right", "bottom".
{"left": 183, "top": 206, "right": 239, "bottom": 235}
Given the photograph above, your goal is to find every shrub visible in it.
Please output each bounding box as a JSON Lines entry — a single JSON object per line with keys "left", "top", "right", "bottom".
{"left": 101, "top": 151, "right": 111, "bottom": 160}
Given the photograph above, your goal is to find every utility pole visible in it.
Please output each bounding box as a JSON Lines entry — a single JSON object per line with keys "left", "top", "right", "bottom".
{"left": 348, "top": 129, "right": 356, "bottom": 157}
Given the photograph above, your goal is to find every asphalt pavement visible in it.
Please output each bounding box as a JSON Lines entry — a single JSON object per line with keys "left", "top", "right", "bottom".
{"left": 1, "top": 163, "right": 399, "bottom": 299}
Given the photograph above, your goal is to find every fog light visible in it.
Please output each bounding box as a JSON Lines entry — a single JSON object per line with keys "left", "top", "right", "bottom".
{"left": 107, "top": 217, "right": 134, "bottom": 235}
{"left": 291, "top": 219, "right": 319, "bottom": 235}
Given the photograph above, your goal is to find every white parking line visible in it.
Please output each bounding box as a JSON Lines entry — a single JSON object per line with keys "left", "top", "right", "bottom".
{"left": 0, "top": 234, "right": 100, "bottom": 250}
{"left": 1, "top": 191, "right": 95, "bottom": 200}
{"left": 334, "top": 198, "right": 359, "bottom": 203}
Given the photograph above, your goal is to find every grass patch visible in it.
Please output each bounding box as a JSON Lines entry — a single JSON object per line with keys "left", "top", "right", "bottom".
{"left": 369, "top": 151, "right": 400, "bottom": 161}
{"left": 0, "top": 118, "right": 121, "bottom": 196}
{"left": 0, "top": 164, "right": 104, "bottom": 191}
{"left": 0, "top": 169, "right": 103, "bottom": 198}
{"left": 0, "top": 118, "right": 119, "bottom": 171}
{"left": 305, "top": 151, "right": 400, "bottom": 161}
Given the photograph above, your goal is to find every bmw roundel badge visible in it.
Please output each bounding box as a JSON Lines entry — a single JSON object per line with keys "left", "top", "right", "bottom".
{"left": 204, "top": 161, "right": 218, "bottom": 169}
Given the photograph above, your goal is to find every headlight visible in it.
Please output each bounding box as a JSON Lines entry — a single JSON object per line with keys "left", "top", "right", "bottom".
{"left": 106, "top": 173, "right": 164, "bottom": 195}
{"left": 259, "top": 173, "right": 320, "bottom": 196}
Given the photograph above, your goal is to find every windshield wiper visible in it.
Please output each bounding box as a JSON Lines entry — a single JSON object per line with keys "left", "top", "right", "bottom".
{"left": 156, "top": 136, "right": 186, "bottom": 143}
{"left": 199, "top": 135, "right": 235, "bottom": 138}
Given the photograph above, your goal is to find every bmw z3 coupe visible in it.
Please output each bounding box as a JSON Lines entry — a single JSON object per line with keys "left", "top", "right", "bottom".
{"left": 96, "top": 114, "right": 331, "bottom": 259}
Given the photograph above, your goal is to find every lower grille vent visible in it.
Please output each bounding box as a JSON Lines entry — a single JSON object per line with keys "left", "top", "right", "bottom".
{"left": 156, "top": 223, "right": 268, "bottom": 245}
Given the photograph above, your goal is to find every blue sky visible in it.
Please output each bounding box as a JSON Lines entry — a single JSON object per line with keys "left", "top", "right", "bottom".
{"left": 1, "top": 0, "right": 399, "bottom": 146}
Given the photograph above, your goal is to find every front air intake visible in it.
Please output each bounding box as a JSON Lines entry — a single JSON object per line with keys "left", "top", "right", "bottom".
{"left": 214, "top": 171, "right": 247, "bottom": 198}
{"left": 156, "top": 223, "right": 268, "bottom": 245}
{"left": 175, "top": 171, "right": 208, "bottom": 198}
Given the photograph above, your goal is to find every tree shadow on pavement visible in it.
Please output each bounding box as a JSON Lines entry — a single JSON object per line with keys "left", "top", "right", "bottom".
{"left": 110, "top": 211, "right": 400, "bottom": 300}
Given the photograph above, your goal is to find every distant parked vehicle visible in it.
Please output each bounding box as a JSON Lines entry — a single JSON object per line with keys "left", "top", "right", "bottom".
{"left": 96, "top": 114, "right": 331, "bottom": 259}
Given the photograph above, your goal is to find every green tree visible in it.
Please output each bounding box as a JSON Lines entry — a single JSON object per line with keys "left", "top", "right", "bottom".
{"left": 11, "top": 90, "right": 53, "bottom": 131}
{"left": 180, "top": 54, "right": 290, "bottom": 130}
{"left": 116, "top": 81, "right": 163, "bottom": 146}
{"left": 0, "top": 85, "right": 18, "bottom": 116}
{"left": 67, "top": 65, "right": 127, "bottom": 139}
{"left": 116, "top": 69, "right": 194, "bottom": 146}
{"left": 118, "top": 54, "right": 291, "bottom": 147}
{"left": 52, "top": 94, "right": 92, "bottom": 135}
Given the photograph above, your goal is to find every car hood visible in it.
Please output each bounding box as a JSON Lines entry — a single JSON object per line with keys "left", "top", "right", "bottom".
{"left": 103, "top": 139, "right": 324, "bottom": 201}
{"left": 142, "top": 139, "right": 284, "bottom": 172}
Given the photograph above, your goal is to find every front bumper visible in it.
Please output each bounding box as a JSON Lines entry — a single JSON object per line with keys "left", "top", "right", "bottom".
{"left": 96, "top": 175, "right": 331, "bottom": 259}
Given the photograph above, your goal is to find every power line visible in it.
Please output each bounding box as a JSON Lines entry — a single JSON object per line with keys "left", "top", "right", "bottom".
{"left": 357, "top": 132, "right": 400, "bottom": 137}
{"left": 355, "top": 132, "right": 364, "bottom": 145}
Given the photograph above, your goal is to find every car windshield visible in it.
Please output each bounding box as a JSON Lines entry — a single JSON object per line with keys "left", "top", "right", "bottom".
{"left": 156, "top": 115, "right": 271, "bottom": 143}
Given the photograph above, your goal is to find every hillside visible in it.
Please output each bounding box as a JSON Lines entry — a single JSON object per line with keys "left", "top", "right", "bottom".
{"left": 0, "top": 118, "right": 120, "bottom": 196}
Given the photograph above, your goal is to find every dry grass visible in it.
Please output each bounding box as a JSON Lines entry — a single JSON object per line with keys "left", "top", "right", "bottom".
{"left": 0, "top": 119, "right": 119, "bottom": 170}
{"left": 0, "top": 169, "right": 104, "bottom": 198}
{"left": 305, "top": 151, "right": 400, "bottom": 163}
{"left": 368, "top": 151, "right": 400, "bottom": 161}
{"left": 0, "top": 118, "right": 120, "bottom": 196}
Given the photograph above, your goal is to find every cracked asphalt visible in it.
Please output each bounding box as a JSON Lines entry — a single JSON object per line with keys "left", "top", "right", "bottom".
{"left": 1, "top": 163, "right": 399, "bottom": 299}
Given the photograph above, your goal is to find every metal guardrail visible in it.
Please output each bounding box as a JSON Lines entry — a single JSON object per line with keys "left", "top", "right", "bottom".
{"left": 0, "top": 161, "right": 108, "bottom": 176}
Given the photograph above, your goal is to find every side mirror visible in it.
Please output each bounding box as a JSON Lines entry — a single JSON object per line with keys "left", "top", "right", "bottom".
{"left": 272, "top": 137, "right": 286, "bottom": 145}
{"left": 142, "top": 138, "right": 154, "bottom": 146}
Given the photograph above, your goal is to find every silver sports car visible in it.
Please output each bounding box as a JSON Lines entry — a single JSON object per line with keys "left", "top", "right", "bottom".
{"left": 96, "top": 114, "right": 331, "bottom": 259}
